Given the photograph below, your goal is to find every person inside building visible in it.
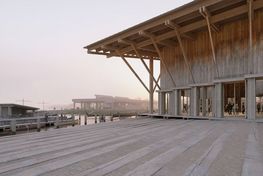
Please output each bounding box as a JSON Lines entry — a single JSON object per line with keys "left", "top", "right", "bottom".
{"left": 242, "top": 103, "right": 245, "bottom": 114}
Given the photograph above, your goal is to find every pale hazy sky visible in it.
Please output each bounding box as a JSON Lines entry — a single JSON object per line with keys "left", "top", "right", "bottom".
{"left": 0, "top": 0, "right": 192, "bottom": 109}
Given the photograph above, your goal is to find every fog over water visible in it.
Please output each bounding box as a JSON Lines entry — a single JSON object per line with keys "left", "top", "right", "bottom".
{"left": 0, "top": 0, "right": 192, "bottom": 109}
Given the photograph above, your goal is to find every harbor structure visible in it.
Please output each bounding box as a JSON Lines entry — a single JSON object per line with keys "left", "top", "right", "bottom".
{"left": 0, "top": 104, "right": 39, "bottom": 118}
{"left": 72, "top": 95, "right": 151, "bottom": 111}
{"left": 84, "top": 0, "right": 263, "bottom": 119}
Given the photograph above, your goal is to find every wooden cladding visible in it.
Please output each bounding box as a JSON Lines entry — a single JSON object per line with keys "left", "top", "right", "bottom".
{"left": 161, "top": 10, "right": 263, "bottom": 89}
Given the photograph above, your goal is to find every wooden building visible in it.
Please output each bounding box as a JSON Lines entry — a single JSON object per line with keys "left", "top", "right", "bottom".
{"left": 84, "top": 0, "right": 263, "bottom": 119}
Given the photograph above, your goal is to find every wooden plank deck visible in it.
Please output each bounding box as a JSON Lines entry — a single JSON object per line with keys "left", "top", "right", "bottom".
{"left": 0, "top": 118, "right": 262, "bottom": 176}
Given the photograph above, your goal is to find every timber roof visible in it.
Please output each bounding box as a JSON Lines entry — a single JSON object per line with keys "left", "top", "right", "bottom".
{"left": 84, "top": 0, "right": 263, "bottom": 60}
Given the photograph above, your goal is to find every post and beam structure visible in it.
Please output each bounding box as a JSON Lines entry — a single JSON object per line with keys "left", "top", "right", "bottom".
{"left": 89, "top": 1, "right": 263, "bottom": 60}
{"left": 85, "top": 0, "right": 263, "bottom": 118}
{"left": 165, "top": 20, "right": 195, "bottom": 84}
{"left": 139, "top": 31, "right": 176, "bottom": 87}
{"left": 153, "top": 74, "right": 161, "bottom": 92}
{"left": 118, "top": 39, "right": 161, "bottom": 90}
{"left": 116, "top": 49, "right": 159, "bottom": 114}
{"left": 199, "top": 6, "right": 220, "bottom": 78}
{"left": 116, "top": 50, "right": 150, "bottom": 93}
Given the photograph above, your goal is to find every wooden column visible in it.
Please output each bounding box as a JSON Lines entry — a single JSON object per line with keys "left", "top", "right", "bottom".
{"left": 246, "top": 78, "right": 256, "bottom": 120}
{"left": 168, "top": 91, "right": 175, "bottom": 115}
{"left": 10, "top": 119, "right": 16, "bottom": 135}
{"left": 55, "top": 116, "right": 60, "bottom": 128}
{"left": 149, "top": 59, "right": 154, "bottom": 114}
{"left": 215, "top": 83, "right": 223, "bottom": 118}
{"left": 72, "top": 115, "right": 75, "bottom": 126}
{"left": 95, "top": 115, "right": 97, "bottom": 124}
{"left": 158, "top": 92, "right": 165, "bottom": 115}
{"left": 202, "top": 87, "right": 207, "bottom": 116}
{"left": 37, "top": 118, "right": 41, "bottom": 132}
{"left": 174, "top": 90, "right": 180, "bottom": 116}
{"left": 84, "top": 115, "right": 87, "bottom": 125}
{"left": 191, "top": 87, "right": 200, "bottom": 117}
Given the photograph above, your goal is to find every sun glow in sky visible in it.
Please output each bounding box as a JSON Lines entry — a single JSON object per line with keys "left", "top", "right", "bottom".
{"left": 0, "top": 0, "right": 192, "bottom": 109}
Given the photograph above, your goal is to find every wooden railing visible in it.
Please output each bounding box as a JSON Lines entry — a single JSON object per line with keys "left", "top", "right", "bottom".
{"left": 0, "top": 116, "right": 76, "bottom": 134}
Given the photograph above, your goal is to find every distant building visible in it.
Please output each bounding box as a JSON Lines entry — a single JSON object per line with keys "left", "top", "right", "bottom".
{"left": 0, "top": 104, "right": 39, "bottom": 118}
{"left": 72, "top": 95, "right": 155, "bottom": 111}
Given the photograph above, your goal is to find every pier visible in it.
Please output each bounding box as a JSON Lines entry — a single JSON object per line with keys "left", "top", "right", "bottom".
{"left": 0, "top": 118, "right": 262, "bottom": 176}
{"left": 0, "top": 108, "right": 144, "bottom": 135}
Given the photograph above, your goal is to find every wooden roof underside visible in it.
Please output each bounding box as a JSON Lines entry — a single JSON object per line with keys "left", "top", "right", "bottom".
{"left": 84, "top": 0, "right": 263, "bottom": 60}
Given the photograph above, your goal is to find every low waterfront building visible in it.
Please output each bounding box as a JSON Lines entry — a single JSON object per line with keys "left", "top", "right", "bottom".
{"left": 0, "top": 104, "right": 39, "bottom": 118}
{"left": 72, "top": 95, "right": 151, "bottom": 111}
{"left": 84, "top": 0, "right": 263, "bottom": 119}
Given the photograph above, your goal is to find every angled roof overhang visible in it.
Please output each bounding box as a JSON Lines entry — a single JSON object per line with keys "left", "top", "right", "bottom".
{"left": 84, "top": 0, "right": 263, "bottom": 60}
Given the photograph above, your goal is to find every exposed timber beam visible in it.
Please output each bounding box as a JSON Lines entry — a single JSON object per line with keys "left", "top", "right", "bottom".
{"left": 248, "top": 0, "right": 254, "bottom": 20}
{"left": 165, "top": 20, "right": 195, "bottom": 84}
{"left": 101, "top": 45, "right": 117, "bottom": 51}
{"left": 139, "top": 31, "right": 176, "bottom": 87}
{"left": 165, "top": 21, "right": 195, "bottom": 40}
{"left": 116, "top": 50, "right": 150, "bottom": 93}
{"left": 199, "top": 6, "right": 220, "bottom": 78}
{"left": 140, "top": 46, "right": 157, "bottom": 53}
{"left": 114, "top": 2, "right": 263, "bottom": 56}
{"left": 108, "top": 49, "right": 158, "bottom": 59}
{"left": 247, "top": 0, "right": 254, "bottom": 74}
{"left": 87, "top": 0, "right": 226, "bottom": 50}
{"left": 118, "top": 39, "right": 161, "bottom": 90}
{"left": 102, "top": 43, "right": 159, "bottom": 59}
{"left": 88, "top": 50, "right": 158, "bottom": 60}
{"left": 199, "top": 7, "right": 219, "bottom": 32}
{"left": 158, "top": 40, "right": 177, "bottom": 47}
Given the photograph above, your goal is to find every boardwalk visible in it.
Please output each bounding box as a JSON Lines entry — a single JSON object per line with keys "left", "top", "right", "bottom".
{"left": 0, "top": 118, "right": 262, "bottom": 176}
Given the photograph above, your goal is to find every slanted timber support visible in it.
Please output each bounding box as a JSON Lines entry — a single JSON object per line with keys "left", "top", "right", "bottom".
{"left": 118, "top": 39, "right": 161, "bottom": 90}
{"left": 153, "top": 74, "right": 161, "bottom": 92}
{"left": 139, "top": 31, "right": 176, "bottom": 87}
{"left": 116, "top": 50, "right": 150, "bottom": 93}
{"left": 165, "top": 20, "right": 195, "bottom": 84}
{"left": 199, "top": 6, "right": 220, "bottom": 78}
{"left": 247, "top": 0, "right": 254, "bottom": 74}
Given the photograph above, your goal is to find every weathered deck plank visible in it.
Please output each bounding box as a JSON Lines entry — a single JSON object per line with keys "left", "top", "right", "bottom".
{"left": 0, "top": 118, "right": 262, "bottom": 176}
